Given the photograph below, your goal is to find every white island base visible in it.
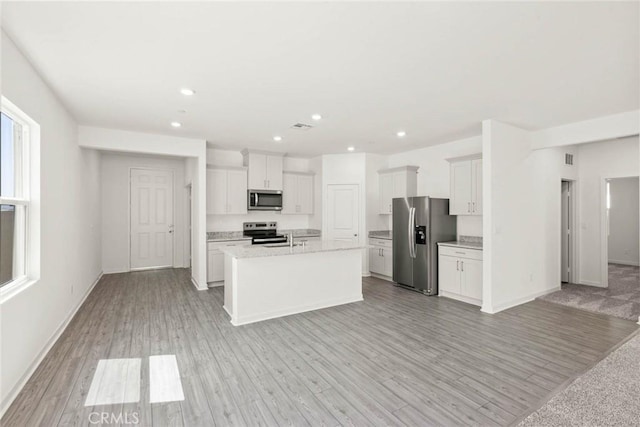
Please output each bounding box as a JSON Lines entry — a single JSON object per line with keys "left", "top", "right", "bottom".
{"left": 221, "top": 242, "right": 363, "bottom": 326}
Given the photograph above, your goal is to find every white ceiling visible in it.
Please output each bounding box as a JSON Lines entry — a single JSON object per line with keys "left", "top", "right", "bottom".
{"left": 2, "top": 2, "right": 638, "bottom": 157}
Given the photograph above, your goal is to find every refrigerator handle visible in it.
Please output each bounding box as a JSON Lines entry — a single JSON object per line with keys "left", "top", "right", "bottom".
{"left": 408, "top": 207, "right": 416, "bottom": 258}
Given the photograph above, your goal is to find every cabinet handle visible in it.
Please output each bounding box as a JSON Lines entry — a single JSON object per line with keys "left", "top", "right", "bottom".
{"left": 267, "top": 180, "right": 270, "bottom": 188}
{"left": 461, "top": 261, "right": 464, "bottom": 272}
{"left": 468, "top": 202, "right": 471, "bottom": 213}
{"left": 472, "top": 202, "right": 476, "bottom": 212}
{"left": 381, "top": 249, "right": 384, "bottom": 257}
{"left": 456, "top": 260, "right": 459, "bottom": 271}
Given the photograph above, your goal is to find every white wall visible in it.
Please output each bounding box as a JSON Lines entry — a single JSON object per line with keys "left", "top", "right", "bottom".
{"left": 0, "top": 33, "right": 102, "bottom": 415}
{"left": 577, "top": 137, "right": 640, "bottom": 285}
{"left": 387, "top": 136, "right": 484, "bottom": 237}
{"left": 482, "top": 120, "right": 569, "bottom": 313}
{"left": 608, "top": 177, "right": 640, "bottom": 266}
{"left": 206, "top": 148, "right": 316, "bottom": 231}
{"left": 101, "top": 152, "right": 188, "bottom": 273}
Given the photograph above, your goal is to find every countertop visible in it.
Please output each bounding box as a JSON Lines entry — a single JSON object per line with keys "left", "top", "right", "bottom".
{"left": 207, "top": 228, "right": 321, "bottom": 242}
{"left": 220, "top": 240, "right": 366, "bottom": 259}
{"left": 437, "top": 241, "right": 483, "bottom": 250}
{"left": 279, "top": 229, "right": 322, "bottom": 238}
{"left": 369, "top": 230, "right": 392, "bottom": 240}
{"left": 206, "top": 231, "right": 252, "bottom": 242}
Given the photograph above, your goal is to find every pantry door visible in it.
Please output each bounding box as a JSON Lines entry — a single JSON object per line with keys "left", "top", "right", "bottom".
{"left": 326, "top": 184, "right": 360, "bottom": 242}
{"left": 130, "top": 168, "right": 174, "bottom": 270}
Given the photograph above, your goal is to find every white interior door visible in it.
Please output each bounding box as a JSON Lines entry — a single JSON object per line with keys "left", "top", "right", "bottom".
{"left": 327, "top": 184, "right": 359, "bottom": 241}
{"left": 131, "top": 168, "right": 174, "bottom": 270}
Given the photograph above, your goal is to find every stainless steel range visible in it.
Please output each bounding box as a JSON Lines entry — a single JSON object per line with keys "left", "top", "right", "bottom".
{"left": 243, "top": 222, "right": 288, "bottom": 245}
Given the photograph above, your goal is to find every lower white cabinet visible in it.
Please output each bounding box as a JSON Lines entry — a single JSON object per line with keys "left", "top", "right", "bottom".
{"left": 369, "top": 238, "right": 393, "bottom": 278}
{"left": 207, "top": 240, "right": 251, "bottom": 284}
{"left": 438, "top": 245, "right": 482, "bottom": 306}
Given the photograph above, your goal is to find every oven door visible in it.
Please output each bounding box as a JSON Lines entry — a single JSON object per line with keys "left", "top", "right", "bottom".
{"left": 247, "top": 190, "right": 283, "bottom": 210}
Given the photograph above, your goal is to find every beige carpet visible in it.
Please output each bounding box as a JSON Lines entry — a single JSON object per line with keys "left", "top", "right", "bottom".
{"left": 537, "top": 263, "right": 640, "bottom": 322}
{"left": 519, "top": 331, "right": 640, "bottom": 426}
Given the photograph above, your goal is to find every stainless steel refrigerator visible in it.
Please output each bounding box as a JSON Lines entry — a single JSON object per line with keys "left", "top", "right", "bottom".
{"left": 392, "top": 197, "right": 457, "bottom": 295}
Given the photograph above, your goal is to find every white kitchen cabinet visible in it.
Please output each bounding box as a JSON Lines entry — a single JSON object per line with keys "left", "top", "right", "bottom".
{"left": 206, "top": 167, "right": 248, "bottom": 215}
{"left": 207, "top": 240, "right": 251, "bottom": 284}
{"left": 449, "top": 156, "right": 482, "bottom": 215}
{"left": 369, "top": 238, "right": 393, "bottom": 278}
{"left": 282, "top": 172, "right": 314, "bottom": 214}
{"left": 438, "top": 245, "right": 483, "bottom": 306}
{"left": 242, "top": 150, "right": 284, "bottom": 190}
{"left": 378, "top": 166, "right": 419, "bottom": 214}
{"left": 471, "top": 159, "right": 483, "bottom": 215}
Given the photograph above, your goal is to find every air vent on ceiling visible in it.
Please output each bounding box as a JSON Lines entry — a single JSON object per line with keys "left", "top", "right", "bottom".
{"left": 291, "top": 123, "right": 314, "bottom": 131}
{"left": 565, "top": 153, "right": 574, "bottom": 165}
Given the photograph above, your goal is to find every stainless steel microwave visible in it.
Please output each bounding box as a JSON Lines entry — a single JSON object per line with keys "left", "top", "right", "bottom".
{"left": 248, "top": 189, "right": 283, "bottom": 211}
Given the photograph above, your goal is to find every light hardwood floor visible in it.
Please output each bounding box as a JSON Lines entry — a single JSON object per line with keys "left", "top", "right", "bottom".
{"left": 2, "top": 269, "right": 638, "bottom": 426}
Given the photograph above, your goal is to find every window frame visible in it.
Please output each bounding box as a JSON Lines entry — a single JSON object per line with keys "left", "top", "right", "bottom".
{"left": 0, "top": 97, "right": 40, "bottom": 300}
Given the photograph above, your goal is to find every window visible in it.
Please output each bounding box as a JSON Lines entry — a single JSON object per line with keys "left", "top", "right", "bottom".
{"left": 1, "top": 109, "right": 29, "bottom": 288}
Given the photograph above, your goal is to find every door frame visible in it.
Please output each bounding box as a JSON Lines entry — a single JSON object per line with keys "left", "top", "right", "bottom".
{"left": 128, "top": 167, "right": 177, "bottom": 271}
{"left": 560, "top": 179, "right": 578, "bottom": 284}
{"left": 600, "top": 174, "right": 640, "bottom": 287}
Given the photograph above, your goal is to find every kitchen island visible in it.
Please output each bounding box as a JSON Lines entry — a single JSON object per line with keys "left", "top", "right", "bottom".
{"left": 220, "top": 240, "right": 365, "bottom": 326}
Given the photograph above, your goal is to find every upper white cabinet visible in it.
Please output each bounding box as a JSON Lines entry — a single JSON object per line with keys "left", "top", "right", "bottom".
{"left": 378, "top": 166, "right": 419, "bottom": 214}
{"left": 449, "top": 156, "right": 482, "bottom": 215}
{"left": 206, "top": 167, "right": 248, "bottom": 215}
{"left": 242, "top": 150, "right": 284, "bottom": 191}
{"left": 282, "top": 172, "right": 314, "bottom": 215}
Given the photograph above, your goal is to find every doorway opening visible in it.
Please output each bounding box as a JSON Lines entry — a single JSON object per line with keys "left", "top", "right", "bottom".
{"left": 560, "top": 180, "right": 576, "bottom": 284}
{"left": 603, "top": 176, "right": 639, "bottom": 289}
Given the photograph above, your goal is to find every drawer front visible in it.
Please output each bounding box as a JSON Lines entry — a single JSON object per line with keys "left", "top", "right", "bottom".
{"left": 207, "top": 240, "right": 251, "bottom": 252}
{"left": 369, "top": 238, "right": 392, "bottom": 248}
{"left": 438, "top": 245, "right": 483, "bottom": 261}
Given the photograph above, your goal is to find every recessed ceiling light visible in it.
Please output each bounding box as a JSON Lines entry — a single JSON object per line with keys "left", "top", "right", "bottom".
{"left": 311, "top": 114, "right": 322, "bottom": 121}
{"left": 273, "top": 136, "right": 283, "bottom": 142}
{"left": 180, "top": 88, "right": 195, "bottom": 96}
{"left": 397, "top": 131, "right": 407, "bottom": 137}
{"left": 347, "top": 146, "right": 355, "bottom": 152}
{"left": 171, "top": 121, "right": 182, "bottom": 128}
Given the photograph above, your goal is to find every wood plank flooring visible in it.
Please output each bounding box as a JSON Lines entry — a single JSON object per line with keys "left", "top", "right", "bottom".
{"left": 2, "top": 269, "right": 637, "bottom": 426}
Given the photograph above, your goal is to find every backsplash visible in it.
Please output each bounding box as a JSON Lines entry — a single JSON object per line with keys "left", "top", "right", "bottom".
{"left": 207, "top": 212, "right": 309, "bottom": 232}
{"left": 459, "top": 235, "right": 483, "bottom": 245}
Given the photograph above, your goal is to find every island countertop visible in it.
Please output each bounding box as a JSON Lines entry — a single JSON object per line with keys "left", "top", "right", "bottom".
{"left": 220, "top": 240, "right": 367, "bottom": 259}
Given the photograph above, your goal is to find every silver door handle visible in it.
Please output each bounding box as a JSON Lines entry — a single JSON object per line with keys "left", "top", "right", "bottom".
{"left": 408, "top": 207, "right": 416, "bottom": 258}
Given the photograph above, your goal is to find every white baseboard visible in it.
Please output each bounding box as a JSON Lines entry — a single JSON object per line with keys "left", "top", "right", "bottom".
{"left": 102, "top": 267, "right": 128, "bottom": 274}
{"left": 608, "top": 259, "right": 639, "bottom": 266}
{"left": 0, "top": 271, "right": 103, "bottom": 418}
{"left": 482, "top": 286, "right": 560, "bottom": 314}
{"left": 230, "top": 294, "right": 364, "bottom": 326}
{"left": 369, "top": 272, "right": 393, "bottom": 282}
{"left": 361, "top": 272, "right": 371, "bottom": 277}
{"left": 579, "top": 279, "right": 605, "bottom": 288}
{"left": 191, "top": 276, "right": 207, "bottom": 291}
{"left": 207, "top": 281, "right": 223, "bottom": 288}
